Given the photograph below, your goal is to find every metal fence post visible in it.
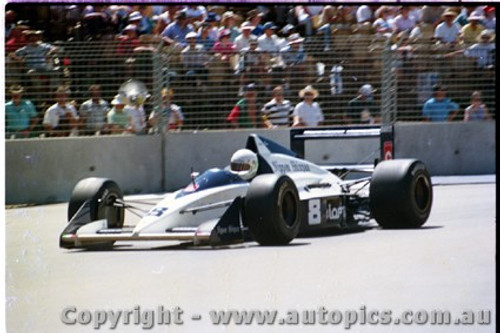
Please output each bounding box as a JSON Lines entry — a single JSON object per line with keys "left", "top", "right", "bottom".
{"left": 381, "top": 39, "right": 397, "bottom": 124}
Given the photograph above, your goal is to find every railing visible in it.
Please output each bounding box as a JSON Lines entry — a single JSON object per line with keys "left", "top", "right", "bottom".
{"left": 5, "top": 31, "right": 495, "bottom": 138}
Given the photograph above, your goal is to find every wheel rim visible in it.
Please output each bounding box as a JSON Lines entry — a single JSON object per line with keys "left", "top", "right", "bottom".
{"left": 98, "top": 191, "right": 123, "bottom": 227}
{"left": 414, "top": 175, "right": 431, "bottom": 212}
{"left": 281, "top": 191, "right": 298, "bottom": 227}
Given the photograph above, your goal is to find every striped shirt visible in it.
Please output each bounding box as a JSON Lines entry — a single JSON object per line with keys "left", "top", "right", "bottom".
{"left": 261, "top": 99, "right": 293, "bottom": 127}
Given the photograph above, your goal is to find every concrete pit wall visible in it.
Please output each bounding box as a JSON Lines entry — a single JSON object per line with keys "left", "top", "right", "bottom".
{"left": 6, "top": 135, "right": 163, "bottom": 205}
{"left": 5, "top": 122, "right": 495, "bottom": 205}
{"left": 394, "top": 122, "right": 495, "bottom": 175}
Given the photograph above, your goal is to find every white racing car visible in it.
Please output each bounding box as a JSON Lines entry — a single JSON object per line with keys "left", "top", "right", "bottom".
{"left": 60, "top": 130, "right": 433, "bottom": 249}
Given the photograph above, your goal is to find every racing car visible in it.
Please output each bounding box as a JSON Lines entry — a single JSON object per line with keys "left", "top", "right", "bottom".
{"left": 60, "top": 132, "right": 433, "bottom": 249}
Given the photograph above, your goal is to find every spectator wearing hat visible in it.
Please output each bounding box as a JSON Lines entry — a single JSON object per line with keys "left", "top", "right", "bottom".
{"left": 346, "top": 84, "right": 380, "bottom": 124}
{"left": 280, "top": 33, "right": 307, "bottom": 88}
{"left": 107, "top": 94, "right": 132, "bottom": 134}
{"left": 78, "top": 84, "right": 110, "bottom": 135}
{"left": 247, "top": 9, "right": 264, "bottom": 36}
{"left": 279, "top": 24, "right": 296, "bottom": 39}
{"left": 185, "top": 5, "right": 207, "bottom": 25}
{"left": 117, "top": 24, "right": 140, "bottom": 56}
{"left": 434, "top": 9, "right": 461, "bottom": 45}
{"left": 219, "top": 11, "right": 240, "bottom": 42}
{"left": 203, "top": 12, "right": 221, "bottom": 42}
{"left": 197, "top": 22, "right": 216, "bottom": 51}
{"left": 482, "top": 6, "right": 495, "bottom": 30}
{"left": 454, "top": 6, "right": 482, "bottom": 27}
{"left": 227, "top": 83, "right": 259, "bottom": 129}
{"left": 460, "top": 14, "right": 485, "bottom": 45}
{"left": 257, "top": 22, "right": 281, "bottom": 53}
{"left": 128, "top": 8, "right": 154, "bottom": 35}
{"left": 422, "top": 84, "right": 459, "bottom": 122}
{"left": 182, "top": 31, "right": 209, "bottom": 84}
{"left": 5, "top": 85, "right": 38, "bottom": 138}
{"left": 234, "top": 22, "right": 255, "bottom": 51}
{"left": 43, "top": 86, "right": 79, "bottom": 136}
{"left": 212, "top": 29, "right": 236, "bottom": 61}
{"left": 280, "top": 33, "right": 306, "bottom": 66}
{"left": 465, "top": 29, "right": 495, "bottom": 69}
{"left": 292, "top": 85, "right": 324, "bottom": 127}
{"left": 149, "top": 88, "right": 184, "bottom": 133}
{"left": 161, "top": 10, "right": 194, "bottom": 47}
{"left": 261, "top": 85, "right": 294, "bottom": 128}
{"left": 447, "top": 30, "right": 496, "bottom": 70}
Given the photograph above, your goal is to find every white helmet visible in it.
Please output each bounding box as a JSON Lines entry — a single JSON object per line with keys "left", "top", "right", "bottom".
{"left": 230, "top": 149, "right": 258, "bottom": 180}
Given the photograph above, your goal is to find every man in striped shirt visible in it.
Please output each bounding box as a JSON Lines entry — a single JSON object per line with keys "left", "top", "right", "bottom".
{"left": 261, "top": 85, "right": 294, "bottom": 128}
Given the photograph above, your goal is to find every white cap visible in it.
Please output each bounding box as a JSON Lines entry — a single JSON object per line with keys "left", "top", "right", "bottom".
{"left": 359, "top": 84, "right": 375, "bottom": 97}
{"left": 185, "top": 32, "right": 198, "bottom": 40}
{"left": 111, "top": 94, "right": 128, "bottom": 105}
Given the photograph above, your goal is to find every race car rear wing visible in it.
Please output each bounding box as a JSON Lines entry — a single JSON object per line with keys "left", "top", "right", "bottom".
{"left": 290, "top": 125, "right": 394, "bottom": 172}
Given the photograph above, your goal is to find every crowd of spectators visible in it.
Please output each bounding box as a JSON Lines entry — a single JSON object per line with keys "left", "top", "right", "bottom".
{"left": 4, "top": 4, "right": 495, "bottom": 138}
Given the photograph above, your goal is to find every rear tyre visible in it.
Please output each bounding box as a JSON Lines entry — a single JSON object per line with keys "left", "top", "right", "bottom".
{"left": 68, "top": 177, "right": 124, "bottom": 228}
{"left": 370, "top": 159, "right": 432, "bottom": 228}
{"left": 245, "top": 174, "right": 301, "bottom": 245}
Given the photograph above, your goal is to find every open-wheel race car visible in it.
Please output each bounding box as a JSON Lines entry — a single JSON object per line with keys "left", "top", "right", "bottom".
{"left": 60, "top": 128, "right": 433, "bottom": 249}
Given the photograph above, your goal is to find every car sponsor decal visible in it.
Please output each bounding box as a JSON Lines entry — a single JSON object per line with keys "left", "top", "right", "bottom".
{"left": 147, "top": 207, "right": 168, "bottom": 217}
{"left": 307, "top": 197, "right": 346, "bottom": 225}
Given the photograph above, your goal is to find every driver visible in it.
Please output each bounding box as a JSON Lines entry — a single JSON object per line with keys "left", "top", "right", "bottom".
{"left": 229, "top": 149, "right": 258, "bottom": 180}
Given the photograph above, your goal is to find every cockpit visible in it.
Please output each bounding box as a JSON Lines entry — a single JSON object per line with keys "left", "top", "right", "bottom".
{"left": 175, "top": 168, "right": 247, "bottom": 198}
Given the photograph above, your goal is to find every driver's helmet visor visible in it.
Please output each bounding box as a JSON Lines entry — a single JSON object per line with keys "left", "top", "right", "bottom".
{"left": 231, "top": 162, "right": 251, "bottom": 172}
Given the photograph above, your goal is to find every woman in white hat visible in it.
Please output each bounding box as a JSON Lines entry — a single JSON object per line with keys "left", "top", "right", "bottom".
{"left": 107, "top": 94, "right": 132, "bottom": 134}
{"left": 460, "top": 14, "right": 485, "bottom": 44}
{"left": 292, "top": 85, "right": 324, "bottom": 127}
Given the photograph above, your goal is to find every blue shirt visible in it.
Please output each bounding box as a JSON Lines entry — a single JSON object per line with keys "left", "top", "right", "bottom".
{"left": 14, "top": 43, "right": 53, "bottom": 71}
{"left": 161, "top": 22, "right": 193, "bottom": 47}
{"left": 5, "top": 99, "right": 37, "bottom": 131}
{"left": 422, "top": 98, "right": 459, "bottom": 122}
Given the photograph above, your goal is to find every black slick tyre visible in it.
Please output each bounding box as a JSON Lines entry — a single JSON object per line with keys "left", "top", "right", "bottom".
{"left": 370, "top": 159, "right": 432, "bottom": 228}
{"left": 67, "top": 177, "right": 124, "bottom": 228}
{"left": 245, "top": 174, "right": 301, "bottom": 245}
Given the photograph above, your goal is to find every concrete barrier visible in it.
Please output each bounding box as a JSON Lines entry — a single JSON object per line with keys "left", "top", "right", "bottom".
{"left": 6, "top": 135, "right": 163, "bottom": 205}
{"left": 394, "top": 122, "right": 495, "bottom": 175}
{"left": 5, "top": 122, "right": 495, "bottom": 205}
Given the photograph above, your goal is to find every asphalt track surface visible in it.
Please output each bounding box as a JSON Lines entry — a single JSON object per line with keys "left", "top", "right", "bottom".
{"left": 5, "top": 180, "right": 496, "bottom": 333}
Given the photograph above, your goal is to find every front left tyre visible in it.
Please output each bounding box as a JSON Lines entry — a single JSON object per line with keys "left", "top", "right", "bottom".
{"left": 67, "top": 177, "right": 125, "bottom": 228}
{"left": 245, "top": 174, "right": 302, "bottom": 245}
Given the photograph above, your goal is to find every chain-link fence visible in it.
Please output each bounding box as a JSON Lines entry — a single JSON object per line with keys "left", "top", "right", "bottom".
{"left": 5, "top": 30, "right": 495, "bottom": 137}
